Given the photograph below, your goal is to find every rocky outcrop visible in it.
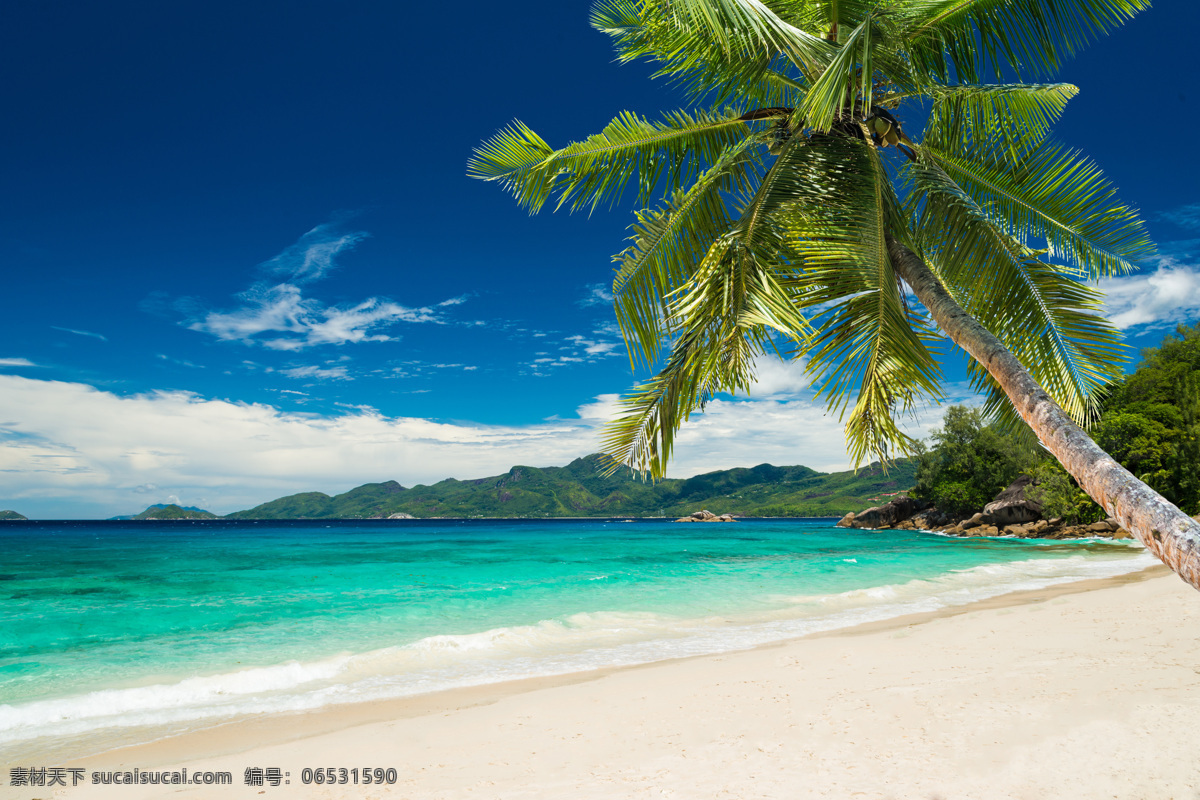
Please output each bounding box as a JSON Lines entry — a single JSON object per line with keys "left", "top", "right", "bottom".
{"left": 910, "top": 507, "right": 951, "bottom": 530}
{"left": 982, "top": 475, "right": 1043, "bottom": 526}
{"left": 838, "top": 474, "right": 1146, "bottom": 541}
{"left": 675, "top": 510, "right": 736, "bottom": 522}
{"left": 843, "top": 496, "right": 928, "bottom": 530}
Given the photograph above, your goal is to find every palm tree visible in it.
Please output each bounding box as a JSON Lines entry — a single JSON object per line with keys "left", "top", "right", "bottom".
{"left": 470, "top": 0, "right": 1200, "bottom": 591}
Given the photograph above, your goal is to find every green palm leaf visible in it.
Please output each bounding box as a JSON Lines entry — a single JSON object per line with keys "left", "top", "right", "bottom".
{"left": 894, "top": 0, "right": 1151, "bottom": 82}
{"left": 613, "top": 137, "right": 764, "bottom": 368}
{"left": 923, "top": 139, "right": 1153, "bottom": 277}
{"left": 924, "top": 82, "right": 1078, "bottom": 163}
{"left": 786, "top": 136, "right": 943, "bottom": 463}
{"left": 468, "top": 108, "right": 757, "bottom": 213}
{"left": 907, "top": 154, "right": 1124, "bottom": 425}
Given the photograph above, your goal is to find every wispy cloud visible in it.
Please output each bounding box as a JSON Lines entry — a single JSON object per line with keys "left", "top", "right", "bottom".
{"left": 280, "top": 365, "right": 351, "bottom": 380}
{"left": 156, "top": 354, "right": 205, "bottom": 369}
{"left": 186, "top": 222, "right": 457, "bottom": 350}
{"left": 51, "top": 326, "right": 107, "bottom": 341}
{"left": 1158, "top": 204, "right": 1200, "bottom": 231}
{"left": 1098, "top": 260, "right": 1200, "bottom": 330}
{"left": 525, "top": 329, "right": 626, "bottom": 375}
{"left": 386, "top": 361, "right": 479, "bottom": 379}
{"left": 577, "top": 283, "right": 614, "bottom": 308}
{"left": 258, "top": 220, "right": 370, "bottom": 284}
{"left": 0, "top": 358, "right": 37, "bottom": 367}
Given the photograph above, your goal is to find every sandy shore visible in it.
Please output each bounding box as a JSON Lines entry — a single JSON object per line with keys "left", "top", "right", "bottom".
{"left": 9, "top": 565, "right": 1200, "bottom": 800}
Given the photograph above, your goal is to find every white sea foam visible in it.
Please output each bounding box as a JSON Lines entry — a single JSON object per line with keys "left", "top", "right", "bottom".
{"left": 0, "top": 548, "right": 1157, "bottom": 749}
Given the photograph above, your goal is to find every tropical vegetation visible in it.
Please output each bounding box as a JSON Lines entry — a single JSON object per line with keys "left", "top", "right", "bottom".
{"left": 1094, "top": 324, "right": 1200, "bottom": 515}
{"left": 226, "top": 453, "right": 917, "bottom": 519}
{"left": 915, "top": 325, "right": 1200, "bottom": 525}
{"left": 912, "top": 406, "right": 1034, "bottom": 518}
{"left": 470, "top": 0, "right": 1200, "bottom": 590}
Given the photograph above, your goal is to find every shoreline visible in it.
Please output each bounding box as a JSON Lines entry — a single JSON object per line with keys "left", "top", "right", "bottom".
{"left": 5, "top": 550, "right": 1157, "bottom": 765}
{"left": 11, "top": 563, "right": 1194, "bottom": 799}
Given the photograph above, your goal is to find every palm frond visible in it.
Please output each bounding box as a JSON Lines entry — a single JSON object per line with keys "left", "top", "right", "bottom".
{"left": 923, "top": 139, "right": 1152, "bottom": 277}
{"left": 893, "top": 0, "right": 1151, "bottom": 82}
{"left": 645, "top": 0, "right": 833, "bottom": 76}
{"left": 613, "top": 137, "right": 764, "bottom": 369}
{"left": 602, "top": 231, "right": 810, "bottom": 477}
{"left": 924, "top": 82, "right": 1077, "bottom": 163}
{"left": 593, "top": 0, "right": 827, "bottom": 104}
{"left": 787, "top": 136, "right": 943, "bottom": 464}
{"left": 906, "top": 155, "right": 1125, "bottom": 426}
{"left": 796, "top": 11, "right": 876, "bottom": 131}
{"left": 468, "top": 108, "right": 755, "bottom": 213}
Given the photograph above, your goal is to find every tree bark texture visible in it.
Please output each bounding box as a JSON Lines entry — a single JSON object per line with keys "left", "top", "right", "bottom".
{"left": 886, "top": 237, "right": 1200, "bottom": 592}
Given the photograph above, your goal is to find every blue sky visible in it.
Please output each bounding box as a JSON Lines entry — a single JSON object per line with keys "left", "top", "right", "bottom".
{"left": 2, "top": 0, "right": 1199, "bottom": 518}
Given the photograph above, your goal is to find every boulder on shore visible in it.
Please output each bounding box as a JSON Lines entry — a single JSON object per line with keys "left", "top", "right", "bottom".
{"left": 849, "top": 496, "right": 928, "bottom": 529}
{"left": 910, "top": 507, "right": 950, "bottom": 530}
{"left": 982, "top": 475, "right": 1043, "bottom": 526}
{"left": 675, "top": 510, "right": 735, "bottom": 522}
{"left": 836, "top": 512, "right": 856, "bottom": 528}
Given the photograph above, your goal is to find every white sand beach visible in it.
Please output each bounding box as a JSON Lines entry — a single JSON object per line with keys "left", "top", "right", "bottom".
{"left": 12, "top": 566, "right": 1200, "bottom": 800}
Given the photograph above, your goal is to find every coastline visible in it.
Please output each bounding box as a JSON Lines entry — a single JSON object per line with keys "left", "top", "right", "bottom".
{"left": 13, "top": 564, "right": 1199, "bottom": 800}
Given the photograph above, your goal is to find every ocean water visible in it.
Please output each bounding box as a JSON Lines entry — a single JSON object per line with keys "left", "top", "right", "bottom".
{"left": 0, "top": 518, "right": 1155, "bottom": 756}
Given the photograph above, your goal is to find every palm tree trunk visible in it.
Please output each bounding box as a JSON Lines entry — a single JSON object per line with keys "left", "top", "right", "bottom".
{"left": 886, "top": 236, "right": 1200, "bottom": 591}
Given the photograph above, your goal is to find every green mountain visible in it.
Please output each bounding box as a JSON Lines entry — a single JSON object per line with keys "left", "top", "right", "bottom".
{"left": 226, "top": 454, "right": 917, "bottom": 520}
{"left": 133, "top": 504, "right": 220, "bottom": 520}
{"left": 0, "top": 510, "right": 28, "bottom": 521}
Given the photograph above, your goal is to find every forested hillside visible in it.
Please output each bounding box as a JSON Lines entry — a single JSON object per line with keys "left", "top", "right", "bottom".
{"left": 226, "top": 454, "right": 918, "bottom": 519}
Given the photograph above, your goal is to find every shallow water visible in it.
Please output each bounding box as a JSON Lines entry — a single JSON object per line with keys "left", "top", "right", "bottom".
{"left": 0, "top": 518, "right": 1153, "bottom": 754}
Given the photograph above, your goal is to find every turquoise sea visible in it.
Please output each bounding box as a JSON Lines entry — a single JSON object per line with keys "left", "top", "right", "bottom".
{"left": 0, "top": 518, "right": 1154, "bottom": 757}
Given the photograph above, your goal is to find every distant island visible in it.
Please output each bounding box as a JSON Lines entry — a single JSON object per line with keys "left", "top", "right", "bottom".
{"left": 134, "top": 504, "right": 221, "bottom": 521}
{"left": 0, "top": 510, "right": 28, "bottom": 521}
{"left": 219, "top": 453, "right": 916, "bottom": 520}
{"left": 109, "top": 504, "right": 220, "bottom": 521}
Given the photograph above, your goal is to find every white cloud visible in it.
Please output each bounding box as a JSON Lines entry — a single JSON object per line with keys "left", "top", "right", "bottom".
{"left": 51, "top": 326, "right": 108, "bottom": 341}
{"left": 565, "top": 335, "right": 620, "bottom": 357}
{"left": 1098, "top": 262, "right": 1200, "bottom": 330}
{"left": 0, "top": 358, "right": 37, "bottom": 367}
{"left": 524, "top": 330, "right": 625, "bottom": 374}
{"left": 577, "top": 283, "right": 614, "bottom": 307}
{"left": 258, "top": 221, "right": 370, "bottom": 284}
{"left": 1159, "top": 204, "right": 1200, "bottom": 231}
{"left": 157, "top": 354, "right": 205, "bottom": 368}
{"left": 186, "top": 223, "right": 455, "bottom": 350}
{"left": 0, "top": 375, "right": 958, "bottom": 519}
{"left": 191, "top": 280, "right": 444, "bottom": 350}
{"left": 744, "top": 354, "right": 811, "bottom": 397}
{"left": 280, "top": 365, "right": 351, "bottom": 380}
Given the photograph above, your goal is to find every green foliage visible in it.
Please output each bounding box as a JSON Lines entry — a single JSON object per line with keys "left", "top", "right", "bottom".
{"left": 1093, "top": 411, "right": 1175, "bottom": 491}
{"left": 226, "top": 454, "right": 917, "bottom": 519}
{"left": 1024, "top": 460, "right": 1105, "bottom": 525}
{"left": 472, "top": 0, "right": 1151, "bottom": 477}
{"left": 1097, "top": 324, "right": 1200, "bottom": 514}
{"left": 912, "top": 406, "right": 1036, "bottom": 517}
{"left": 0, "top": 510, "right": 28, "bottom": 521}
